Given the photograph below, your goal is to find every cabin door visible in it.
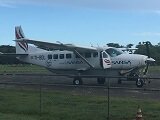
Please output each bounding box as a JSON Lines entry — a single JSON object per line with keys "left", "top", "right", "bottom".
{"left": 100, "top": 51, "right": 111, "bottom": 69}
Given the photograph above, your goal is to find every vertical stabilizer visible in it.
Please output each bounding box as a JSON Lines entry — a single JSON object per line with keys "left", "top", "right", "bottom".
{"left": 15, "top": 26, "right": 28, "bottom": 54}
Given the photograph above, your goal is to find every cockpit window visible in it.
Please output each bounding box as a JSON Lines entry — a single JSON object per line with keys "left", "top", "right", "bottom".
{"left": 105, "top": 48, "right": 123, "bottom": 57}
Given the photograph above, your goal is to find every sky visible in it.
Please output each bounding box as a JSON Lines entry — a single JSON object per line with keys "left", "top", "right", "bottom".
{"left": 1, "top": 0, "right": 160, "bottom": 47}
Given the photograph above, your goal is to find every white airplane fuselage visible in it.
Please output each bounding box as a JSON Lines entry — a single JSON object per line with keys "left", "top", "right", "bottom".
{"left": 18, "top": 47, "right": 147, "bottom": 72}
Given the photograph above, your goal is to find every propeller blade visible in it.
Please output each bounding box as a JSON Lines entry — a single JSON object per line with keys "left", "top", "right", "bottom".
{"left": 143, "top": 41, "right": 155, "bottom": 75}
{"left": 145, "top": 41, "right": 150, "bottom": 58}
{"left": 143, "top": 64, "right": 149, "bottom": 75}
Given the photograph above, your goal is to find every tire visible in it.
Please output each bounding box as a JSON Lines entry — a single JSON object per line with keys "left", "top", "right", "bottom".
{"left": 97, "top": 78, "right": 105, "bottom": 84}
{"left": 136, "top": 78, "right": 144, "bottom": 88}
{"left": 73, "top": 78, "right": 83, "bottom": 85}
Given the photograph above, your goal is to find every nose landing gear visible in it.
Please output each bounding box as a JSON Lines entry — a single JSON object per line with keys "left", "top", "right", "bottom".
{"left": 136, "top": 78, "right": 144, "bottom": 88}
{"left": 127, "top": 73, "right": 145, "bottom": 88}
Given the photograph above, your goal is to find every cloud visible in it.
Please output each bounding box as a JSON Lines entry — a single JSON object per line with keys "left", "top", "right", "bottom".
{"left": 134, "top": 32, "right": 160, "bottom": 36}
{"left": 0, "top": 3, "right": 14, "bottom": 8}
{"left": 0, "top": 0, "right": 38, "bottom": 8}
{"left": 1, "top": 0, "right": 160, "bottom": 11}
{"left": 0, "top": 1, "right": 15, "bottom": 8}
{"left": 153, "top": 10, "right": 160, "bottom": 15}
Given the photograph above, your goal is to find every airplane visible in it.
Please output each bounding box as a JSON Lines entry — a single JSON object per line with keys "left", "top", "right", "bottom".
{"left": 0, "top": 26, "right": 155, "bottom": 87}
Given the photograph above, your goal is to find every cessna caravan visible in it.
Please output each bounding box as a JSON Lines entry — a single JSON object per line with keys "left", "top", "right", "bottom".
{"left": 1, "top": 26, "right": 155, "bottom": 87}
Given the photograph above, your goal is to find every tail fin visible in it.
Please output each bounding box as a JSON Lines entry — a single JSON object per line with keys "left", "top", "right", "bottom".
{"left": 15, "top": 26, "right": 28, "bottom": 54}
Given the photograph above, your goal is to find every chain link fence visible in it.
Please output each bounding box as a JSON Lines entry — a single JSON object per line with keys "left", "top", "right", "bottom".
{"left": 0, "top": 74, "right": 160, "bottom": 120}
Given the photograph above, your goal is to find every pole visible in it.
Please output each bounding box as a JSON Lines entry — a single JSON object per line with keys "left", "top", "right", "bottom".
{"left": 39, "top": 76, "right": 42, "bottom": 119}
{"left": 107, "top": 78, "right": 110, "bottom": 120}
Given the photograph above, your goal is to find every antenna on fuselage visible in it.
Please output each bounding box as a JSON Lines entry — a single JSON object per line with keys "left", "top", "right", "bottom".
{"left": 90, "top": 42, "right": 93, "bottom": 47}
{"left": 143, "top": 41, "right": 151, "bottom": 75}
{"left": 97, "top": 43, "right": 100, "bottom": 48}
{"left": 56, "top": 41, "right": 63, "bottom": 45}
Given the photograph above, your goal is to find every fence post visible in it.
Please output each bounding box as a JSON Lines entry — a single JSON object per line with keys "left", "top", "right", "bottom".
{"left": 107, "top": 78, "right": 110, "bottom": 120}
{"left": 39, "top": 75, "right": 42, "bottom": 119}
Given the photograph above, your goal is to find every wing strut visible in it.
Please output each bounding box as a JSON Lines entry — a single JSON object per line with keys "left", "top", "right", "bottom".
{"left": 74, "top": 50, "right": 94, "bottom": 69}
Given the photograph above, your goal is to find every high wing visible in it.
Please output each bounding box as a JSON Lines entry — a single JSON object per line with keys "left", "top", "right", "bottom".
{"left": 118, "top": 48, "right": 138, "bottom": 53}
{"left": 15, "top": 39, "right": 100, "bottom": 53}
{"left": 15, "top": 39, "right": 101, "bottom": 69}
{"left": 119, "top": 48, "right": 138, "bottom": 51}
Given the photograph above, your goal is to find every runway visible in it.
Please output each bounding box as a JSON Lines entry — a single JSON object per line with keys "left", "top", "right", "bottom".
{"left": 0, "top": 73, "right": 160, "bottom": 100}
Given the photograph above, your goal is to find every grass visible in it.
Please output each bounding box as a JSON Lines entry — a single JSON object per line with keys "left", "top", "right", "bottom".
{"left": 0, "top": 64, "right": 160, "bottom": 119}
{"left": 0, "top": 88, "right": 159, "bottom": 120}
{"left": 0, "top": 64, "right": 49, "bottom": 73}
{"left": 0, "top": 64, "right": 160, "bottom": 74}
{"left": 148, "top": 65, "right": 160, "bottom": 73}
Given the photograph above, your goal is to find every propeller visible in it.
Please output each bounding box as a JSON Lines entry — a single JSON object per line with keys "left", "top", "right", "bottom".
{"left": 143, "top": 41, "right": 152, "bottom": 75}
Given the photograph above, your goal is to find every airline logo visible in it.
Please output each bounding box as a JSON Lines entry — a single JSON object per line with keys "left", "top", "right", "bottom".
{"left": 15, "top": 27, "right": 24, "bottom": 39}
{"left": 16, "top": 27, "right": 28, "bottom": 52}
{"left": 104, "top": 59, "right": 111, "bottom": 65}
{"left": 18, "top": 41, "right": 28, "bottom": 52}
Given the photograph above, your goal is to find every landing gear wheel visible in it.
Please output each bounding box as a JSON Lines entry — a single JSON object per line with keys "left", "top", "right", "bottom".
{"left": 128, "top": 73, "right": 144, "bottom": 87}
{"left": 97, "top": 78, "right": 105, "bottom": 84}
{"left": 73, "top": 78, "right": 83, "bottom": 85}
{"left": 136, "top": 78, "right": 144, "bottom": 88}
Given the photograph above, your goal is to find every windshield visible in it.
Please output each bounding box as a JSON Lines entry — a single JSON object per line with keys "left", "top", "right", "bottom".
{"left": 105, "top": 48, "right": 123, "bottom": 57}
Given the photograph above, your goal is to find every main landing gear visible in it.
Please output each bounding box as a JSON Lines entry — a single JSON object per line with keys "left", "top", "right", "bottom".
{"left": 73, "top": 77, "right": 106, "bottom": 85}
{"left": 128, "top": 73, "right": 144, "bottom": 88}
{"left": 73, "top": 77, "right": 83, "bottom": 85}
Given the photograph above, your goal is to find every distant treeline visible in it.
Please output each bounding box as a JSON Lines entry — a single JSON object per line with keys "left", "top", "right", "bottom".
{"left": 0, "top": 45, "right": 24, "bottom": 64}
{"left": 0, "top": 42, "right": 160, "bottom": 65}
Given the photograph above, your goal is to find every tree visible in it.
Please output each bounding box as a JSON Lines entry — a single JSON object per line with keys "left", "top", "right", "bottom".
{"left": 0, "top": 45, "right": 23, "bottom": 64}
{"left": 126, "top": 44, "right": 134, "bottom": 48}
{"left": 135, "top": 41, "right": 160, "bottom": 65}
{"left": 107, "top": 43, "right": 123, "bottom": 48}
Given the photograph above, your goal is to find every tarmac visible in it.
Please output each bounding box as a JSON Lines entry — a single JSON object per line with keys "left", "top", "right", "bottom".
{"left": 0, "top": 72, "right": 160, "bottom": 100}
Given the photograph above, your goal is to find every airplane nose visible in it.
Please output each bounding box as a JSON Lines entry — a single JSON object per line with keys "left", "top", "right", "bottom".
{"left": 145, "top": 57, "right": 155, "bottom": 64}
{"left": 146, "top": 57, "right": 155, "bottom": 62}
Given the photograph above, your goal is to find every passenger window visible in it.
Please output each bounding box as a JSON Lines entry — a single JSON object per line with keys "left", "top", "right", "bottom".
{"left": 59, "top": 54, "right": 64, "bottom": 59}
{"left": 85, "top": 52, "right": 91, "bottom": 58}
{"left": 66, "top": 54, "right": 72, "bottom": 59}
{"left": 48, "top": 54, "right": 52, "bottom": 59}
{"left": 53, "top": 54, "right": 58, "bottom": 59}
{"left": 93, "top": 52, "right": 98, "bottom": 57}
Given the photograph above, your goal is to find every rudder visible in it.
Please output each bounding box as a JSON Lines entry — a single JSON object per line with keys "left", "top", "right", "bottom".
{"left": 15, "top": 26, "right": 28, "bottom": 54}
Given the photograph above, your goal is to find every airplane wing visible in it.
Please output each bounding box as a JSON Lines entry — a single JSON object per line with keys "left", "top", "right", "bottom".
{"left": 15, "top": 39, "right": 103, "bottom": 69}
{"left": 15, "top": 39, "right": 99, "bottom": 53}
{"left": 119, "top": 48, "right": 138, "bottom": 51}
{"left": 118, "top": 48, "right": 137, "bottom": 51}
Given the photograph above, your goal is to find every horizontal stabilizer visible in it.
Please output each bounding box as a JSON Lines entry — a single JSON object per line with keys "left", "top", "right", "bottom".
{"left": 0, "top": 53, "right": 28, "bottom": 57}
